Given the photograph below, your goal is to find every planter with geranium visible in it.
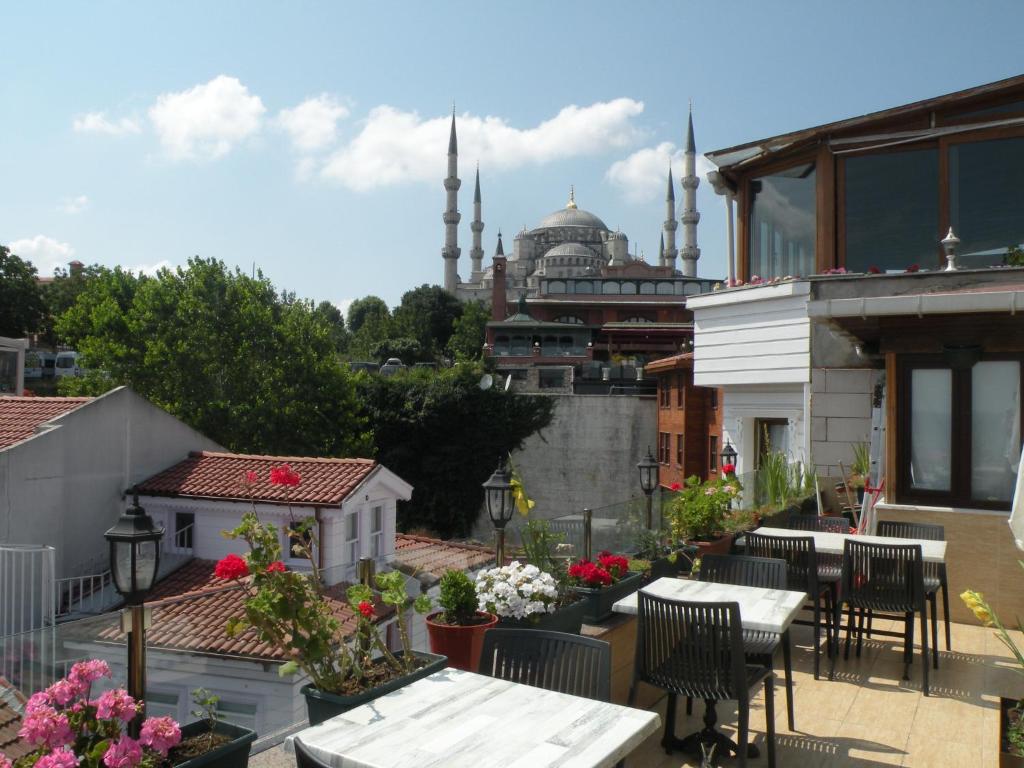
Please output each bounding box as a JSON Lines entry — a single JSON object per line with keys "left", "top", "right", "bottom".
{"left": 215, "top": 464, "right": 443, "bottom": 728}
{"left": 567, "top": 551, "right": 643, "bottom": 624}
{"left": 425, "top": 570, "right": 498, "bottom": 671}
{"left": 171, "top": 688, "right": 256, "bottom": 768}
{"left": 476, "top": 560, "right": 587, "bottom": 634}
{"left": 666, "top": 473, "right": 744, "bottom": 557}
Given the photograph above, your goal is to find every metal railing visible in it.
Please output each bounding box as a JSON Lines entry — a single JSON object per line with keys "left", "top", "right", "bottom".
{"left": 165, "top": 523, "right": 195, "bottom": 555}
{"left": 54, "top": 570, "right": 115, "bottom": 618}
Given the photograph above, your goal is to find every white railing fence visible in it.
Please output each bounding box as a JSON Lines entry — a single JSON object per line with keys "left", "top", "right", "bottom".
{"left": 0, "top": 544, "right": 56, "bottom": 695}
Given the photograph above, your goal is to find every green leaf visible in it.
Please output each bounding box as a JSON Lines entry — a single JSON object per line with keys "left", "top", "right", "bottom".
{"left": 278, "top": 660, "right": 300, "bottom": 677}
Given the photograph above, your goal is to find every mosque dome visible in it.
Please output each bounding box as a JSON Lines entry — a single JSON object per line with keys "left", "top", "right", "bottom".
{"left": 536, "top": 188, "right": 609, "bottom": 231}
{"left": 544, "top": 242, "right": 596, "bottom": 259}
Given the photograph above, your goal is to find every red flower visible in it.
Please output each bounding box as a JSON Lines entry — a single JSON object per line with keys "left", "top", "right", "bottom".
{"left": 266, "top": 561, "right": 286, "bottom": 573}
{"left": 214, "top": 553, "right": 249, "bottom": 580}
{"left": 358, "top": 600, "right": 374, "bottom": 619}
{"left": 598, "top": 552, "right": 630, "bottom": 580}
{"left": 569, "top": 559, "right": 614, "bottom": 587}
{"left": 905, "top": 264, "right": 920, "bottom": 273}
{"left": 670, "top": 482, "right": 682, "bottom": 491}
{"left": 269, "top": 464, "right": 301, "bottom": 486}
{"left": 722, "top": 463, "right": 736, "bottom": 475}
{"left": 867, "top": 265, "right": 881, "bottom": 274}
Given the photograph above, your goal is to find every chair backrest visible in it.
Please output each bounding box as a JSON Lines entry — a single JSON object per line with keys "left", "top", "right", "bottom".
{"left": 745, "top": 532, "right": 819, "bottom": 595}
{"left": 295, "top": 740, "right": 330, "bottom": 768}
{"left": 789, "top": 513, "right": 849, "bottom": 534}
{"left": 634, "top": 591, "right": 748, "bottom": 703}
{"left": 699, "top": 553, "right": 786, "bottom": 591}
{"left": 876, "top": 520, "right": 945, "bottom": 542}
{"left": 841, "top": 539, "right": 924, "bottom": 612}
{"left": 478, "top": 628, "right": 611, "bottom": 702}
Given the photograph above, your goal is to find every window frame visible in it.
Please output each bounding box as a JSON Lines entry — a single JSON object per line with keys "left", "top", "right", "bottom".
{"left": 658, "top": 432, "right": 671, "bottom": 465}
{"left": 896, "top": 353, "right": 1024, "bottom": 510}
{"left": 676, "top": 433, "right": 684, "bottom": 467}
{"left": 659, "top": 376, "right": 671, "bottom": 408}
{"left": 370, "top": 504, "right": 384, "bottom": 558}
{"left": 676, "top": 374, "right": 685, "bottom": 408}
{"left": 345, "top": 511, "right": 359, "bottom": 564}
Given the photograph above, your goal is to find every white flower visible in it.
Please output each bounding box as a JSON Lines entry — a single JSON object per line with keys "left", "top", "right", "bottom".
{"left": 475, "top": 562, "right": 560, "bottom": 619}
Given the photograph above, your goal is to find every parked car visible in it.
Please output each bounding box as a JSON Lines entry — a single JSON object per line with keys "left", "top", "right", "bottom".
{"left": 37, "top": 351, "right": 56, "bottom": 379}
{"left": 54, "top": 351, "right": 82, "bottom": 378}
{"left": 379, "top": 357, "right": 406, "bottom": 376}
{"left": 24, "top": 350, "right": 43, "bottom": 379}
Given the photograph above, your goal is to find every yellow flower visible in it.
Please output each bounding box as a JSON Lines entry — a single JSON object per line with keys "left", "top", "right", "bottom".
{"left": 510, "top": 473, "right": 534, "bottom": 516}
{"left": 960, "top": 590, "right": 994, "bottom": 627}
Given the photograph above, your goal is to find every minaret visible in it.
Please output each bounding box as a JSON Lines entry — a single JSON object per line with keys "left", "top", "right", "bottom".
{"left": 679, "top": 107, "right": 701, "bottom": 277}
{"left": 442, "top": 108, "right": 461, "bottom": 293}
{"left": 662, "top": 165, "right": 678, "bottom": 269}
{"left": 469, "top": 164, "right": 484, "bottom": 281}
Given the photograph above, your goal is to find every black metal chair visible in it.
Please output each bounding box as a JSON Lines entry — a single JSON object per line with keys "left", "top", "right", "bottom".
{"left": 877, "top": 520, "right": 950, "bottom": 652}
{"left": 628, "top": 591, "right": 776, "bottom": 768}
{"left": 295, "top": 740, "right": 330, "bottom": 768}
{"left": 745, "top": 532, "right": 833, "bottom": 679}
{"left": 478, "top": 628, "right": 612, "bottom": 702}
{"left": 830, "top": 539, "right": 931, "bottom": 695}
{"left": 699, "top": 554, "right": 794, "bottom": 731}
{"left": 787, "top": 514, "right": 846, "bottom": 615}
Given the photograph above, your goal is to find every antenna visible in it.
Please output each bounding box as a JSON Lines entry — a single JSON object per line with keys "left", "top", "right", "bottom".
{"left": 478, "top": 373, "right": 494, "bottom": 391}
{"left": 504, "top": 374, "right": 513, "bottom": 392}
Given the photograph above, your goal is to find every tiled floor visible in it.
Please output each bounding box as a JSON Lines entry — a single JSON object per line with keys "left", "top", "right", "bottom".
{"left": 251, "top": 620, "right": 1017, "bottom": 767}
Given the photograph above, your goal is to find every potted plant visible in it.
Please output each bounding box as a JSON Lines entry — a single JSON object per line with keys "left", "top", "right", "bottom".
{"left": 961, "top": 584, "right": 1024, "bottom": 766}
{"left": 216, "top": 465, "right": 444, "bottom": 727}
{"left": 567, "top": 551, "right": 643, "bottom": 624}
{"left": 171, "top": 688, "right": 257, "bottom": 768}
{"left": 475, "top": 560, "right": 586, "bottom": 634}
{"left": 515, "top": 518, "right": 588, "bottom": 630}
{"left": 425, "top": 570, "right": 498, "bottom": 671}
{"left": 666, "top": 474, "right": 743, "bottom": 557}
{"left": 846, "top": 442, "right": 871, "bottom": 503}
{"left": 628, "top": 525, "right": 698, "bottom": 584}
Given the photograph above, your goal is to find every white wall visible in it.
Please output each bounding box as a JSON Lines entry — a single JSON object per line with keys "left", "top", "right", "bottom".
{"left": 720, "top": 384, "right": 809, "bottom": 477}
{"left": 809, "top": 368, "right": 877, "bottom": 477}
{"left": 689, "top": 282, "right": 811, "bottom": 387}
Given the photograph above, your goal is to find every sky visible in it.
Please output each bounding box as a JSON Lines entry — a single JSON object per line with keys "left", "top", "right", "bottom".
{"left": 2, "top": 1, "right": 1023, "bottom": 315}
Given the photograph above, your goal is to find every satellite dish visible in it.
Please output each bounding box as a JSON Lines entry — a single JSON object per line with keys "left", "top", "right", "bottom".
{"left": 478, "top": 374, "right": 494, "bottom": 391}
{"left": 504, "top": 374, "right": 513, "bottom": 391}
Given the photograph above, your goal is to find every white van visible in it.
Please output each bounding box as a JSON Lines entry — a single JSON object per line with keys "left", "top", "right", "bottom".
{"left": 54, "top": 351, "right": 82, "bottom": 378}
{"left": 24, "top": 351, "right": 43, "bottom": 379}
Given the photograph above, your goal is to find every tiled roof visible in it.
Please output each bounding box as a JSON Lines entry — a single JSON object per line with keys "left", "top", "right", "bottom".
{"left": 95, "top": 560, "right": 389, "bottom": 662}
{"left": 0, "top": 676, "right": 29, "bottom": 760}
{"left": 135, "top": 451, "right": 378, "bottom": 507}
{"left": 394, "top": 534, "right": 494, "bottom": 579}
{"left": 0, "top": 396, "right": 91, "bottom": 450}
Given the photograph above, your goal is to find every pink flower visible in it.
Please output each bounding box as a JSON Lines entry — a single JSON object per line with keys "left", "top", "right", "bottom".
{"left": 47, "top": 678, "right": 82, "bottom": 706}
{"left": 0, "top": 753, "right": 12, "bottom": 768}
{"left": 723, "top": 484, "right": 736, "bottom": 494}
{"left": 25, "top": 690, "right": 53, "bottom": 714}
{"left": 94, "top": 689, "right": 139, "bottom": 723}
{"left": 34, "top": 748, "right": 79, "bottom": 768}
{"left": 214, "top": 553, "right": 250, "bottom": 580}
{"left": 704, "top": 487, "right": 716, "bottom": 496}
{"left": 269, "top": 464, "right": 301, "bottom": 486}
{"left": 19, "top": 706, "right": 73, "bottom": 748}
{"left": 68, "top": 659, "right": 111, "bottom": 688}
{"left": 140, "top": 715, "right": 182, "bottom": 755}
{"left": 103, "top": 736, "right": 143, "bottom": 768}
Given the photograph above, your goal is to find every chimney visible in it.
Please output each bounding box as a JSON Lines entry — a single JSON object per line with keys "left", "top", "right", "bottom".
{"left": 491, "top": 257, "right": 507, "bottom": 321}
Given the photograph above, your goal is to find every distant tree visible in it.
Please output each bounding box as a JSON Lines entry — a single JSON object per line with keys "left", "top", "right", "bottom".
{"left": 346, "top": 296, "right": 390, "bottom": 334}
{"left": 392, "top": 284, "right": 463, "bottom": 360}
{"left": 355, "top": 364, "right": 554, "bottom": 537}
{"left": 369, "top": 337, "right": 424, "bottom": 364}
{"left": 39, "top": 263, "right": 108, "bottom": 346}
{"left": 446, "top": 300, "right": 490, "bottom": 362}
{"left": 55, "top": 257, "right": 371, "bottom": 457}
{"left": 313, "top": 300, "right": 350, "bottom": 353}
{"left": 0, "top": 245, "right": 46, "bottom": 337}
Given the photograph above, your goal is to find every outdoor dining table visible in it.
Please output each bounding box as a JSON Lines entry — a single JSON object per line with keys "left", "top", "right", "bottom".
{"left": 751, "top": 526, "right": 948, "bottom": 563}
{"left": 283, "top": 667, "right": 661, "bottom": 768}
{"left": 612, "top": 577, "right": 806, "bottom": 760}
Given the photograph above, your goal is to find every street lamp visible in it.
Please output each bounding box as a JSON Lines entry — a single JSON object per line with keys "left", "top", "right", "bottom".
{"left": 637, "top": 447, "right": 659, "bottom": 529}
{"left": 720, "top": 440, "right": 738, "bottom": 475}
{"left": 483, "top": 458, "right": 514, "bottom": 566}
{"left": 105, "top": 491, "right": 164, "bottom": 736}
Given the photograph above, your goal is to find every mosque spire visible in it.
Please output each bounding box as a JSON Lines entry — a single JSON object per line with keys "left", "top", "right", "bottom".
{"left": 470, "top": 163, "right": 484, "bottom": 280}
{"left": 442, "top": 105, "right": 462, "bottom": 293}
{"left": 567, "top": 185, "right": 577, "bottom": 209}
{"left": 679, "top": 104, "right": 701, "bottom": 277}
{"left": 662, "top": 162, "right": 678, "bottom": 269}
{"left": 496, "top": 229, "right": 504, "bottom": 256}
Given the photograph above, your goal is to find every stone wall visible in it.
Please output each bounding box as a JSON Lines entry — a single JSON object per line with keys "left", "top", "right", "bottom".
{"left": 810, "top": 368, "right": 877, "bottom": 477}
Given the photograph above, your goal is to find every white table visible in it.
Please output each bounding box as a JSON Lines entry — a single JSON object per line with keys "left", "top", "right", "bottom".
{"left": 284, "top": 668, "right": 660, "bottom": 768}
{"left": 752, "top": 526, "right": 947, "bottom": 564}
{"left": 612, "top": 577, "right": 806, "bottom": 634}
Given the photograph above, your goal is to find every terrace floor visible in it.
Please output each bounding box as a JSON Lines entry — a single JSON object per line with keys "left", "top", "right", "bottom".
{"left": 250, "top": 619, "right": 1016, "bottom": 767}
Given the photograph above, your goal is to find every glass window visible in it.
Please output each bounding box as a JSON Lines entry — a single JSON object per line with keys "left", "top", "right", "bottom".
{"left": 676, "top": 375, "right": 685, "bottom": 408}
{"left": 950, "top": 136, "right": 1024, "bottom": 267}
{"left": 218, "top": 700, "right": 258, "bottom": 732}
{"left": 371, "top": 505, "right": 384, "bottom": 558}
{"left": 620, "top": 282, "right": 637, "bottom": 294}
{"left": 659, "top": 376, "right": 670, "bottom": 407}
{"left": 602, "top": 282, "right": 620, "bottom": 295}
{"left": 345, "top": 512, "right": 358, "bottom": 563}
{"left": 174, "top": 513, "right": 194, "bottom": 550}
{"left": 971, "top": 361, "right": 1021, "bottom": 503}
{"left": 658, "top": 432, "right": 671, "bottom": 464}
{"left": 909, "top": 369, "right": 952, "bottom": 492}
{"left": 749, "top": 163, "right": 816, "bottom": 279}
{"left": 709, "top": 435, "right": 719, "bottom": 473}
{"left": 844, "top": 148, "right": 939, "bottom": 272}
{"left": 676, "top": 434, "right": 684, "bottom": 466}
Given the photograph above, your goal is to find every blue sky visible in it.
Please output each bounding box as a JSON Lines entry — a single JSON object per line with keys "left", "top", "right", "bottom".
{"left": 2, "top": 1, "right": 1023, "bottom": 313}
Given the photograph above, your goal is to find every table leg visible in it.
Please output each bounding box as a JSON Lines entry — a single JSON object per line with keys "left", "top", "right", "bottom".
{"left": 669, "top": 699, "right": 759, "bottom": 760}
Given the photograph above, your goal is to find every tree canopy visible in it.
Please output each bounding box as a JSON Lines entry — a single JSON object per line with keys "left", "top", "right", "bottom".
{"left": 446, "top": 300, "right": 490, "bottom": 362}
{"left": 0, "top": 245, "right": 46, "bottom": 338}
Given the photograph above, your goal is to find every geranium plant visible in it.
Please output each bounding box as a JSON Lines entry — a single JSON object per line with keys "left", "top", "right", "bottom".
{"left": 567, "top": 551, "right": 631, "bottom": 588}
{"left": 215, "top": 465, "right": 430, "bottom": 696}
{"left": 666, "top": 474, "right": 743, "bottom": 542}
{"left": 11, "top": 659, "right": 181, "bottom": 768}
{"left": 475, "top": 561, "right": 559, "bottom": 620}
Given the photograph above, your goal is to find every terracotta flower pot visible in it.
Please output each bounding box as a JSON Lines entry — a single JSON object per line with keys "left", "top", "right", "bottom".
{"left": 425, "top": 611, "right": 498, "bottom": 672}
{"left": 690, "top": 535, "right": 734, "bottom": 558}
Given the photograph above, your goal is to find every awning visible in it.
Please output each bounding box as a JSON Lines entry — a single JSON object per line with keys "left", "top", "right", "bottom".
{"left": 1008, "top": 445, "right": 1024, "bottom": 552}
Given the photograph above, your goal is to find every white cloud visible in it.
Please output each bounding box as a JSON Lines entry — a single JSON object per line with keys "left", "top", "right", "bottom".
{"left": 8, "top": 235, "right": 75, "bottom": 277}
{"left": 321, "top": 99, "right": 645, "bottom": 191}
{"left": 57, "top": 195, "right": 90, "bottom": 215}
{"left": 334, "top": 298, "right": 355, "bottom": 320}
{"left": 277, "top": 94, "right": 349, "bottom": 153}
{"left": 148, "top": 75, "right": 265, "bottom": 161}
{"left": 72, "top": 112, "right": 142, "bottom": 136}
{"left": 605, "top": 142, "right": 716, "bottom": 203}
{"left": 129, "top": 259, "right": 173, "bottom": 277}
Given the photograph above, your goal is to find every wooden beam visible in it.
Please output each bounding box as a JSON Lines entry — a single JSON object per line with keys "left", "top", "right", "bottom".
{"left": 885, "top": 351, "right": 898, "bottom": 503}
{"left": 816, "top": 143, "right": 836, "bottom": 272}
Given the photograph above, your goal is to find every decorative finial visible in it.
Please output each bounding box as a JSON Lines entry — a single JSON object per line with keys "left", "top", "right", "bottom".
{"left": 942, "top": 227, "right": 960, "bottom": 272}
{"left": 567, "top": 185, "right": 577, "bottom": 209}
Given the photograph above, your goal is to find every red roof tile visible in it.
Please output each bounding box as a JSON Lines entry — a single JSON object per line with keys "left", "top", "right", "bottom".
{"left": 0, "top": 396, "right": 92, "bottom": 450}
{"left": 0, "top": 676, "right": 29, "bottom": 760}
{"left": 394, "top": 534, "right": 494, "bottom": 578}
{"left": 95, "top": 560, "right": 388, "bottom": 662}
{"left": 135, "top": 451, "right": 378, "bottom": 507}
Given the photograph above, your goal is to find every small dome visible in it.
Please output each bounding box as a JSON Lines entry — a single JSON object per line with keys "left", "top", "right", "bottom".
{"left": 543, "top": 242, "right": 596, "bottom": 259}
{"left": 537, "top": 207, "right": 609, "bottom": 231}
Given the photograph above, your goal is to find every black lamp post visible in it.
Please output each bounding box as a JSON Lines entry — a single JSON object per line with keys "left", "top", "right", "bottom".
{"left": 105, "top": 491, "right": 164, "bottom": 736}
{"left": 483, "top": 458, "right": 514, "bottom": 566}
{"left": 720, "top": 440, "right": 738, "bottom": 475}
{"left": 637, "top": 447, "right": 659, "bottom": 529}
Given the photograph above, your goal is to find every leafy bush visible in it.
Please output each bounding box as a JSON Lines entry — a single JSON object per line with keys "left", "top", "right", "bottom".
{"left": 437, "top": 570, "right": 478, "bottom": 625}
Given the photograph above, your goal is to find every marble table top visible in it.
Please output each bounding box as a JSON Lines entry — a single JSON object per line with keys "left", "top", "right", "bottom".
{"left": 284, "top": 668, "right": 660, "bottom": 768}
{"left": 611, "top": 577, "right": 806, "bottom": 635}
{"left": 752, "top": 526, "right": 947, "bottom": 564}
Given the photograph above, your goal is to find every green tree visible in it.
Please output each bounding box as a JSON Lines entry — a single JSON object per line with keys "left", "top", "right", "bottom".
{"left": 446, "top": 300, "right": 490, "bottom": 362}
{"left": 354, "top": 364, "right": 554, "bottom": 537}
{"left": 55, "top": 257, "right": 371, "bottom": 456}
{"left": 313, "top": 300, "right": 350, "bottom": 353}
{"left": 346, "top": 296, "right": 390, "bottom": 334}
{"left": 39, "top": 263, "right": 108, "bottom": 346}
{"left": 0, "top": 245, "right": 46, "bottom": 337}
{"left": 391, "top": 284, "right": 462, "bottom": 360}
